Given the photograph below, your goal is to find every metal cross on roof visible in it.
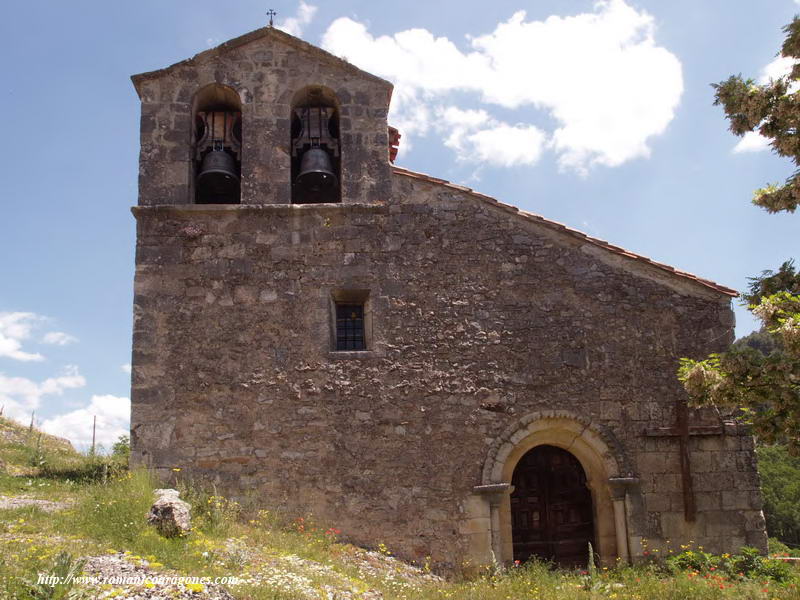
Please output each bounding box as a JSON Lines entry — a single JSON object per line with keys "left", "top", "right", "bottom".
{"left": 267, "top": 9, "right": 277, "bottom": 27}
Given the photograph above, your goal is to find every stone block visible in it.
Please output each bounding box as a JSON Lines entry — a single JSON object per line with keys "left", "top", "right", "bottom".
{"left": 637, "top": 453, "right": 667, "bottom": 474}
{"left": 645, "top": 492, "right": 672, "bottom": 512}
{"left": 721, "top": 491, "right": 752, "bottom": 511}
{"left": 693, "top": 472, "right": 734, "bottom": 493}
{"left": 704, "top": 512, "right": 741, "bottom": 538}
{"left": 695, "top": 492, "right": 721, "bottom": 512}
{"left": 742, "top": 510, "right": 767, "bottom": 532}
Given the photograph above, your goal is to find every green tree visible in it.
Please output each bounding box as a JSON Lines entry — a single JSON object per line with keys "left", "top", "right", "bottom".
{"left": 758, "top": 444, "right": 800, "bottom": 548}
{"left": 678, "top": 19, "right": 800, "bottom": 451}
{"left": 111, "top": 434, "right": 130, "bottom": 460}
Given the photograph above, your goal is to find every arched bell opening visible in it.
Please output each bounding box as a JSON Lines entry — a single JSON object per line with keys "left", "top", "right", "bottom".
{"left": 290, "top": 85, "right": 341, "bottom": 204}
{"left": 192, "top": 84, "right": 242, "bottom": 204}
{"left": 510, "top": 445, "right": 596, "bottom": 567}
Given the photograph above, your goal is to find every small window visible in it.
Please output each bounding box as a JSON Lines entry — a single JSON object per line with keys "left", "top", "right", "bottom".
{"left": 335, "top": 304, "right": 365, "bottom": 351}
{"left": 330, "top": 289, "right": 371, "bottom": 353}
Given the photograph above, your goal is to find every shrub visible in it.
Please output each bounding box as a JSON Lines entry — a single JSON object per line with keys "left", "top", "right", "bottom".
{"left": 770, "top": 537, "right": 800, "bottom": 557}
{"left": 38, "top": 454, "right": 127, "bottom": 484}
{"left": 666, "top": 546, "right": 793, "bottom": 583}
{"left": 665, "top": 548, "right": 717, "bottom": 573}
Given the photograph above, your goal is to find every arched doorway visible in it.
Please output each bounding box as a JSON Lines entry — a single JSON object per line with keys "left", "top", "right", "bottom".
{"left": 511, "top": 445, "right": 595, "bottom": 566}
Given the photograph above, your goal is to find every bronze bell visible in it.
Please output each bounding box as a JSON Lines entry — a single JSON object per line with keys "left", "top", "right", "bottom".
{"left": 198, "top": 148, "right": 238, "bottom": 182}
{"left": 197, "top": 149, "right": 240, "bottom": 204}
{"left": 296, "top": 148, "right": 338, "bottom": 195}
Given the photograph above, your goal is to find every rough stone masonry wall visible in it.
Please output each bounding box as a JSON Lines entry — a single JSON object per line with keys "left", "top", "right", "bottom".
{"left": 130, "top": 172, "right": 767, "bottom": 565}
{"left": 642, "top": 424, "right": 765, "bottom": 554}
{"left": 133, "top": 30, "right": 392, "bottom": 206}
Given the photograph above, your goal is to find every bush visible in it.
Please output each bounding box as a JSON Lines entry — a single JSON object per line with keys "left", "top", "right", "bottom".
{"left": 666, "top": 546, "right": 793, "bottom": 583}
{"left": 770, "top": 537, "right": 800, "bottom": 557}
{"left": 38, "top": 454, "right": 127, "bottom": 484}
{"left": 665, "top": 548, "right": 717, "bottom": 573}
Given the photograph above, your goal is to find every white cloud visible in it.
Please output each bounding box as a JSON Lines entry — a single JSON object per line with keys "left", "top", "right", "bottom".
{"left": 0, "top": 366, "right": 86, "bottom": 422}
{"left": 733, "top": 131, "right": 771, "bottom": 154}
{"left": 758, "top": 55, "right": 795, "bottom": 84}
{"left": 42, "top": 331, "right": 77, "bottom": 346}
{"left": 0, "top": 312, "right": 44, "bottom": 362}
{"left": 278, "top": 1, "right": 317, "bottom": 38}
{"left": 121, "top": 363, "right": 132, "bottom": 374}
{"left": 41, "top": 394, "right": 130, "bottom": 451}
{"left": 438, "top": 106, "right": 546, "bottom": 166}
{"left": 322, "top": 0, "right": 682, "bottom": 173}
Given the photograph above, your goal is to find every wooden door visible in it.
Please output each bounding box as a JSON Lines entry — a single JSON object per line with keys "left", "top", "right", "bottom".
{"left": 510, "top": 445, "right": 595, "bottom": 567}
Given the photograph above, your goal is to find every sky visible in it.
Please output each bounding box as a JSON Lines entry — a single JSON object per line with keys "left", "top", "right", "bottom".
{"left": 0, "top": 0, "right": 796, "bottom": 450}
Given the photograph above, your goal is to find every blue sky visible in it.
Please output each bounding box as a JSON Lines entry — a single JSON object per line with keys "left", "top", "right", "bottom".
{"left": 0, "top": 0, "right": 796, "bottom": 449}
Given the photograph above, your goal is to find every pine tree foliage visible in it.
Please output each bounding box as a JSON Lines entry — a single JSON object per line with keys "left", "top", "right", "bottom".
{"left": 713, "top": 19, "right": 800, "bottom": 213}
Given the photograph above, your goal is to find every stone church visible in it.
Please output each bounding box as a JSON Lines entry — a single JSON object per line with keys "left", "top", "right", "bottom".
{"left": 129, "top": 25, "right": 768, "bottom": 568}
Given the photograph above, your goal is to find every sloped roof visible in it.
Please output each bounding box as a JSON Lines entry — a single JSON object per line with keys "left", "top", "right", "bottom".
{"left": 131, "top": 26, "right": 394, "bottom": 100}
{"left": 392, "top": 166, "right": 737, "bottom": 297}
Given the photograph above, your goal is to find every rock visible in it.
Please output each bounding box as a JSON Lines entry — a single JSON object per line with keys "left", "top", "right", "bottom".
{"left": 84, "top": 553, "right": 235, "bottom": 599}
{"left": 147, "top": 488, "right": 191, "bottom": 537}
{"left": 0, "top": 495, "right": 72, "bottom": 512}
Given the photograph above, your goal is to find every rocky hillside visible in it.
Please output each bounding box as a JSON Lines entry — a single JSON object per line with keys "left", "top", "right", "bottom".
{"left": 0, "top": 415, "right": 76, "bottom": 476}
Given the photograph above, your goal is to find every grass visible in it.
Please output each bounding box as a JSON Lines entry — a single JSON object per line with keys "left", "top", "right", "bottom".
{"left": 4, "top": 466, "right": 797, "bottom": 599}
{"left": 0, "top": 417, "right": 799, "bottom": 599}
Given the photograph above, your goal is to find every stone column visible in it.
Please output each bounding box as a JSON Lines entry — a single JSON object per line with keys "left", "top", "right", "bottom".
{"left": 608, "top": 477, "right": 639, "bottom": 565}
{"left": 473, "top": 483, "right": 511, "bottom": 563}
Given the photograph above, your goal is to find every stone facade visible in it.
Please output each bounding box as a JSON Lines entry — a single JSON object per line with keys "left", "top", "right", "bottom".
{"left": 129, "top": 26, "right": 768, "bottom": 568}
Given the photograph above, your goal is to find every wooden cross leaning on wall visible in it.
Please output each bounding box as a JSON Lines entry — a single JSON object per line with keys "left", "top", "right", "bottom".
{"left": 644, "top": 398, "right": 727, "bottom": 522}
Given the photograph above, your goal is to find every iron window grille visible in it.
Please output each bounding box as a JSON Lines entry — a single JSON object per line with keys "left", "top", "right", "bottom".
{"left": 335, "top": 303, "right": 366, "bottom": 351}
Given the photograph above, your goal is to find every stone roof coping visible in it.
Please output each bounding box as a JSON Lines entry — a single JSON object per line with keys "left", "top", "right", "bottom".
{"left": 392, "top": 166, "right": 738, "bottom": 298}
{"left": 131, "top": 26, "right": 394, "bottom": 101}
{"left": 131, "top": 203, "right": 386, "bottom": 218}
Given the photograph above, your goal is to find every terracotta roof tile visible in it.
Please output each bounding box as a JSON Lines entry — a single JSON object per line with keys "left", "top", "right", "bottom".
{"left": 392, "top": 166, "right": 738, "bottom": 297}
{"left": 388, "top": 126, "right": 401, "bottom": 163}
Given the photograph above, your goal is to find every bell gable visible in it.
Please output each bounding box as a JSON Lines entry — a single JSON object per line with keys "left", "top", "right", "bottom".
{"left": 131, "top": 27, "right": 394, "bottom": 206}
